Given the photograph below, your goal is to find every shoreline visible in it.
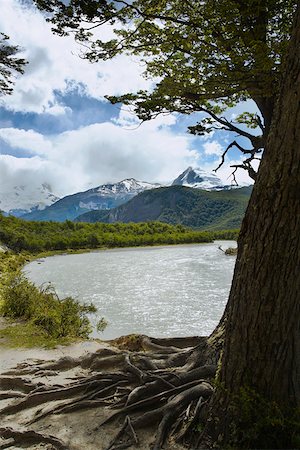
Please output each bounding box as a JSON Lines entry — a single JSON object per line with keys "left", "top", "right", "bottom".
{"left": 0, "top": 336, "right": 106, "bottom": 372}
{"left": 0, "top": 315, "right": 105, "bottom": 370}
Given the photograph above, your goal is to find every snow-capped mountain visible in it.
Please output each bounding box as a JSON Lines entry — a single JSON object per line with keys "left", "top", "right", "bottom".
{"left": 0, "top": 183, "right": 60, "bottom": 217}
{"left": 78, "top": 178, "right": 161, "bottom": 211}
{"left": 21, "top": 178, "right": 161, "bottom": 222}
{"left": 96, "top": 178, "right": 159, "bottom": 197}
{"left": 5, "top": 169, "right": 249, "bottom": 223}
{"left": 172, "top": 167, "right": 232, "bottom": 190}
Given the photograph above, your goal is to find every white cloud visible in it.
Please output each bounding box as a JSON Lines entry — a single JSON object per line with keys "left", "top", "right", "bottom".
{"left": 0, "top": 128, "right": 52, "bottom": 155}
{"left": 0, "top": 154, "right": 60, "bottom": 192}
{"left": 0, "top": 116, "right": 200, "bottom": 196}
{"left": 203, "top": 140, "right": 224, "bottom": 157}
{"left": 0, "top": 0, "right": 150, "bottom": 114}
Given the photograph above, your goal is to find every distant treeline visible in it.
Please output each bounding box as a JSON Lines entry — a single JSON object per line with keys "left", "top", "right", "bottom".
{"left": 0, "top": 214, "right": 239, "bottom": 253}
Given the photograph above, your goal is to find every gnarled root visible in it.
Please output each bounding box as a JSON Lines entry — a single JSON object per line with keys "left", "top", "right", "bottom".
{"left": 0, "top": 427, "right": 68, "bottom": 449}
{"left": 0, "top": 334, "right": 217, "bottom": 449}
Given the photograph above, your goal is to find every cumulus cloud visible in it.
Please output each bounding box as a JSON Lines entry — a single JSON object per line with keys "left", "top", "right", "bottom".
{"left": 203, "top": 140, "right": 224, "bottom": 157}
{"left": 0, "top": 114, "right": 255, "bottom": 197}
{"left": 0, "top": 115, "right": 201, "bottom": 196}
{"left": 0, "top": 0, "right": 150, "bottom": 114}
{"left": 0, "top": 154, "right": 60, "bottom": 193}
{"left": 0, "top": 128, "right": 52, "bottom": 155}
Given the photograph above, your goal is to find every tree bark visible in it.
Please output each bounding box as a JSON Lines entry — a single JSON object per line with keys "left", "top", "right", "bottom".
{"left": 204, "top": 3, "right": 300, "bottom": 447}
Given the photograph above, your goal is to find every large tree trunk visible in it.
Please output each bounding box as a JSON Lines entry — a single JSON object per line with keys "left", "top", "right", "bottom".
{"left": 203, "top": 4, "right": 300, "bottom": 448}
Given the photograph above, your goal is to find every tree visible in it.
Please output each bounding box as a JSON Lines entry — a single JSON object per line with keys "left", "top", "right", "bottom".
{"left": 0, "top": 33, "right": 27, "bottom": 95}
{"left": 0, "top": 2, "right": 299, "bottom": 449}
{"left": 34, "top": 0, "right": 296, "bottom": 180}
{"left": 201, "top": 5, "right": 300, "bottom": 446}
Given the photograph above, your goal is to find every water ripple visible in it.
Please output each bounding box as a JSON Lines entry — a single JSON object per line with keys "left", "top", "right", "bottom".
{"left": 25, "top": 242, "right": 236, "bottom": 339}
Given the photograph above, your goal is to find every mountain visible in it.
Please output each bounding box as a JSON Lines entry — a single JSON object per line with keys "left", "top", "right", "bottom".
{"left": 75, "top": 185, "right": 252, "bottom": 230}
{"left": 21, "top": 178, "right": 161, "bottom": 222}
{"left": 17, "top": 167, "right": 250, "bottom": 223}
{"left": 0, "top": 184, "right": 60, "bottom": 217}
{"left": 172, "top": 166, "right": 233, "bottom": 190}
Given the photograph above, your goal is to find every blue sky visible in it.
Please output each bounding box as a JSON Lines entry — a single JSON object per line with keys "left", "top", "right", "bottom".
{"left": 0, "top": 0, "right": 258, "bottom": 197}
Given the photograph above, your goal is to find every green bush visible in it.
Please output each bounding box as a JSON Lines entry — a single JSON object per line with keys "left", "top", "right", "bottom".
{"left": 1, "top": 272, "right": 37, "bottom": 319}
{"left": 1, "top": 272, "right": 96, "bottom": 339}
{"left": 0, "top": 213, "right": 239, "bottom": 252}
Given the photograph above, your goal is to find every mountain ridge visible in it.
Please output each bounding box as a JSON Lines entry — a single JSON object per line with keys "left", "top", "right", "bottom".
{"left": 21, "top": 178, "right": 161, "bottom": 222}
{"left": 75, "top": 185, "right": 252, "bottom": 230}
{"left": 2, "top": 167, "right": 251, "bottom": 223}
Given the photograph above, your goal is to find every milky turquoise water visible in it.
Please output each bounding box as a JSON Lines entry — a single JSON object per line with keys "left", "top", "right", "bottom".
{"left": 25, "top": 241, "right": 236, "bottom": 339}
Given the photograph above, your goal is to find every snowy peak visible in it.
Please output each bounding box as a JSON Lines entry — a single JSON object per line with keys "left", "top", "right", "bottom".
{"left": 0, "top": 184, "right": 60, "bottom": 217}
{"left": 95, "top": 178, "right": 161, "bottom": 195}
{"left": 20, "top": 178, "right": 162, "bottom": 222}
{"left": 77, "top": 178, "right": 161, "bottom": 212}
{"left": 172, "top": 167, "right": 227, "bottom": 190}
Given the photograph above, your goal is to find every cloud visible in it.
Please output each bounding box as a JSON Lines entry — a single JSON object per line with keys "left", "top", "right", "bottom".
{"left": 0, "top": 0, "right": 150, "bottom": 114}
{"left": 203, "top": 140, "right": 224, "bottom": 157}
{"left": 0, "top": 115, "right": 201, "bottom": 196}
{"left": 0, "top": 154, "right": 59, "bottom": 192}
{"left": 0, "top": 0, "right": 258, "bottom": 198}
{"left": 0, "top": 111, "right": 256, "bottom": 197}
{"left": 0, "top": 128, "right": 52, "bottom": 155}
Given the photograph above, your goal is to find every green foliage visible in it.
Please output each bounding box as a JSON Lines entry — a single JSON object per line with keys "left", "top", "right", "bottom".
{"left": 0, "top": 212, "right": 238, "bottom": 253}
{"left": 0, "top": 267, "right": 96, "bottom": 340}
{"left": 97, "top": 317, "right": 108, "bottom": 333}
{"left": 0, "top": 322, "right": 77, "bottom": 349}
{"left": 228, "top": 386, "right": 300, "bottom": 449}
{"left": 35, "top": 0, "right": 294, "bottom": 108}
{"left": 1, "top": 272, "right": 37, "bottom": 319}
{"left": 0, "top": 32, "right": 27, "bottom": 95}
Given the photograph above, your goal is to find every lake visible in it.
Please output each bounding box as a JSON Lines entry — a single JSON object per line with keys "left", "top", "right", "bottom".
{"left": 25, "top": 242, "right": 236, "bottom": 340}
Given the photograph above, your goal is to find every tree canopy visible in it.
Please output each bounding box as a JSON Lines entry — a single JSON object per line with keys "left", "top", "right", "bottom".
{"left": 0, "top": 32, "right": 27, "bottom": 95}
{"left": 35, "top": 0, "right": 296, "bottom": 180}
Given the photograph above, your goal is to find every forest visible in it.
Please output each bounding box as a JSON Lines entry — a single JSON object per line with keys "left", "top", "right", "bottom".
{"left": 0, "top": 213, "right": 238, "bottom": 253}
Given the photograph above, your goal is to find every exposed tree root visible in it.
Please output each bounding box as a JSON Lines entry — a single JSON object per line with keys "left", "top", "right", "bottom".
{"left": 0, "top": 334, "right": 218, "bottom": 449}
{"left": 0, "top": 427, "right": 69, "bottom": 449}
{"left": 0, "top": 376, "right": 42, "bottom": 393}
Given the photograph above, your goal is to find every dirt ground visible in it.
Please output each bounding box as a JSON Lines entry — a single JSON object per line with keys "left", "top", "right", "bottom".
{"left": 0, "top": 333, "right": 188, "bottom": 450}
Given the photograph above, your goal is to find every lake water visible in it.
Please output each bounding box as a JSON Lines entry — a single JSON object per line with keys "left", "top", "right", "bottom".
{"left": 25, "top": 242, "right": 236, "bottom": 340}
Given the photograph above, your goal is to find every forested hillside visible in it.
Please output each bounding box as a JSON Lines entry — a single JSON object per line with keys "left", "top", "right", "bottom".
{"left": 76, "top": 185, "right": 251, "bottom": 230}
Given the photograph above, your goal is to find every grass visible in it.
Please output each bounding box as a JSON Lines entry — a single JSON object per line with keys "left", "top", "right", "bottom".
{"left": 0, "top": 321, "right": 78, "bottom": 349}
{"left": 0, "top": 251, "right": 97, "bottom": 348}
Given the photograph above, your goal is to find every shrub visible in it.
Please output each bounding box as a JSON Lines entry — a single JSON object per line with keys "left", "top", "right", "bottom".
{"left": 1, "top": 272, "right": 96, "bottom": 339}
{"left": 1, "top": 271, "right": 37, "bottom": 319}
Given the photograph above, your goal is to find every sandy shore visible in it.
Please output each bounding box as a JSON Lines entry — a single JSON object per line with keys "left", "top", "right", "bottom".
{"left": 0, "top": 339, "right": 106, "bottom": 372}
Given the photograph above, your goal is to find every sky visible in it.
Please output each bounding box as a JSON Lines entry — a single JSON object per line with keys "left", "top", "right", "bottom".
{"left": 0, "top": 0, "right": 259, "bottom": 198}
